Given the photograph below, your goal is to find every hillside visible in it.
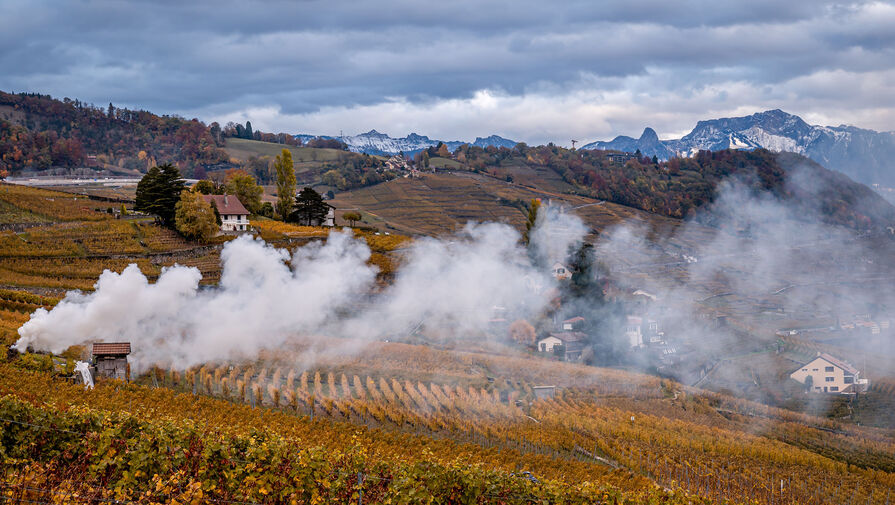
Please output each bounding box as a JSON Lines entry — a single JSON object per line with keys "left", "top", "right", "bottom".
{"left": 0, "top": 91, "right": 228, "bottom": 177}
{"left": 224, "top": 137, "right": 388, "bottom": 185}
{"left": 330, "top": 171, "right": 682, "bottom": 237}
{"left": 1, "top": 182, "right": 894, "bottom": 503}
{"left": 449, "top": 144, "right": 895, "bottom": 230}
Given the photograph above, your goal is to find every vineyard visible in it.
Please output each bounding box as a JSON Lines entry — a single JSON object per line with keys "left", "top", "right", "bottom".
{"left": 0, "top": 183, "right": 111, "bottom": 223}
{"left": 0, "top": 364, "right": 690, "bottom": 505}
{"left": 113, "top": 350, "right": 893, "bottom": 505}
{"left": 1, "top": 183, "right": 894, "bottom": 504}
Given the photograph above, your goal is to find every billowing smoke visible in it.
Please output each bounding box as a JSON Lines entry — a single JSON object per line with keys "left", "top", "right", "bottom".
{"left": 15, "top": 207, "right": 586, "bottom": 371}
{"left": 588, "top": 167, "right": 895, "bottom": 392}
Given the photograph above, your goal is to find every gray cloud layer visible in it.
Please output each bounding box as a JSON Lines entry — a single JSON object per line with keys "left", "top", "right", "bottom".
{"left": 1, "top": 0, "right": 893, "bottom": 144}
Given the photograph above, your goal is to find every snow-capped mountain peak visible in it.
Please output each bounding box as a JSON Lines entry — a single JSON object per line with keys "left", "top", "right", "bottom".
{"left": 294, "top": 130, "right": 517, "bottom": 156}
{"left": 579, "top": 110, "right": 895, "bottom": 186}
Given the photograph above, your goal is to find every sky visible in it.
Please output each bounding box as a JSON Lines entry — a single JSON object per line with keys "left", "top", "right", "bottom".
{"left": 1, "top": 0, "right": 893, "bottom": 145}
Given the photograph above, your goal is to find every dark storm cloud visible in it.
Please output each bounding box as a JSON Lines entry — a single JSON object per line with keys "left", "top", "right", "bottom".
{"left": 0, "top": 0, "right": 892, "bottom": 141}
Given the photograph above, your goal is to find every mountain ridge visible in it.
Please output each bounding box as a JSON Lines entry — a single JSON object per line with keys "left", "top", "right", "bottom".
{"left": 581, "top": 110, "right": 895, "bottom": 187}
{"left": 293, "top": 130, "right": 518, "bottom": 156}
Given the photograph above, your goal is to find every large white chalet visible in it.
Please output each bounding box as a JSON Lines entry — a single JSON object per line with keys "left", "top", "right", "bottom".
{"left": 790, "top": 353, "right": 869, "bottom": 394}
{"left": 202, "top": 195, "right": 250, "bottom": 232}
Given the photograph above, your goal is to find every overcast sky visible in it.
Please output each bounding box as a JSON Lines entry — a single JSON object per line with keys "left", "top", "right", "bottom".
{"left": 1, "top": 0, "right": 893, "bottom": 145}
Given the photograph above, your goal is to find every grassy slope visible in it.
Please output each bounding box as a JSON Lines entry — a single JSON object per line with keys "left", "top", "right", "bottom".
{"left": 225, "top": 138, "right": 386, "bottom": 176}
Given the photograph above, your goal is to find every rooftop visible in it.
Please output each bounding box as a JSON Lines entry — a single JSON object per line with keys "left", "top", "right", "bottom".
{"left": 202, "top": 194, "right": 250, "bottom": 215}
{"left": 92, "top": 342, "right": 131, "bottom": 355}
{"left": 548, "top": 331, "right": 588, "bottom": 343}
{"left": 816, "top": 352, "right": 860, "bottom": 376}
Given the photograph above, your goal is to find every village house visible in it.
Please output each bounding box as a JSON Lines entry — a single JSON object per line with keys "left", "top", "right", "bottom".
{"left": 320, "top": 203, "right": 336, "bottom": 227}
{"left": 789, "top": 352, "right": 869, "bottom": 394}
{"left": 538, "top": 331, "right": 586, "bottom": 361}
{"left": 624, "top": 315, "right": 665, "bottom": 348}
{"left": 91, "top": 342, "right": 131, "bottom": 381}
{"left": 606, "top": 152, "right": 637, "bottom": 164}
{"left": 562, "top": 316, "right": 585, "bottom": 331}
{"left": 384, "top": 154, "right": 410, "bottom": 173}
{"left": 202, "top": 195, "right": 250, "bottom": 232}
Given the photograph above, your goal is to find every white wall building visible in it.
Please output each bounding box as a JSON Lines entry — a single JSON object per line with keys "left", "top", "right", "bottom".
{"left": 790, "top": 353, "right": 869, "bottom": 394}
{"left": 202, "top": 195, "right": 250, "bottom": 232}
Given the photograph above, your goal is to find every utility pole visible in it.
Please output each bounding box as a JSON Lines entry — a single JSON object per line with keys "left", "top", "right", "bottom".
{"left": 571, "top": 140, "right": 577, "bottom": 150}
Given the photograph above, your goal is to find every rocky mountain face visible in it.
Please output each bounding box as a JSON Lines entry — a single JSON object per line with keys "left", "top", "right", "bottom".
{"left": 581, "top": 110, "right": 895, "bottom": 186}
{"left": 294, "top": 130, "right": 517, "bottom": 156}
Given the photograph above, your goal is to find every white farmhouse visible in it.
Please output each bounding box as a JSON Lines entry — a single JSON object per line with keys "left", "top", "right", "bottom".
{"left": 202, "top": 195, "right": 250, "bottom": 232}
{"left": 790, "top": 353, "right": 869, "bottom": 394}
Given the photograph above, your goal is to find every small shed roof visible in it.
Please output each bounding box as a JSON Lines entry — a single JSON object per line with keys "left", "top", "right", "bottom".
{"left": 563, "top": 316, "right": 585, "bottom": 324}
{"left": 92, "top": 342, "right": 131, "bottom": 355}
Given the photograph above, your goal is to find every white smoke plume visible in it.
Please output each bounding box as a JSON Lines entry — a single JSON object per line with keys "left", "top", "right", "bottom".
{"left": 589, "top": 170, "right": 895, "bottom": 388}
{"left": 15, "top": 207, "right": 585, "bottom": 372}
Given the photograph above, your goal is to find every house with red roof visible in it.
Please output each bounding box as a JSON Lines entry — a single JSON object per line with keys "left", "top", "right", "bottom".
{"left": 202, "top": 195, "right": 250, "bottom": 232}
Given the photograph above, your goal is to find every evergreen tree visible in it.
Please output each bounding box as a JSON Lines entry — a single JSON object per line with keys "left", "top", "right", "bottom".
{"left": 274, "top": 149, "right": 296, "bottom": 220}
{"left": 134, "top": 163, "right": 185, "bottom": 227}
{"left": 244, "top": 121, "right": 253, "bottom": 140}
{"left": 290, "top": 187, "right": 328, "bottom": 226}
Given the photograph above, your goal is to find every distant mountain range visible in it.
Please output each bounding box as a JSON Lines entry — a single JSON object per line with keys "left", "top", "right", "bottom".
{"left": 580, "top": 110, "right": 895, "bottom": 187}
{"left": 294, "top": 130, "right": 518, "bottom": 156}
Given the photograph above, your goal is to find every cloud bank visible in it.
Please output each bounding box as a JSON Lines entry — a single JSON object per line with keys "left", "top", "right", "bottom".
{"left": 1, "top": 0, "right": 893, "bottom": 144}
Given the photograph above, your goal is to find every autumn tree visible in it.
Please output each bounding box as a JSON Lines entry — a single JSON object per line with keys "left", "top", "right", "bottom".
{"left": 508, "top": 320, "right": 536, "bottom": 347}
{"left": 175, "top": 190, "right": 218, "bottom": 242}
{"left": 342, "top": 211, "right": 362, "bottom": 227}
{"left": 522, "top": 198, "right": 541, "bottom": 245}
{"left": 321, "top": 169, "right": 348, "bottom": 191}
{"left": 290, "top": 187, "right": 328, "bottom": 226}
{"left": 135, "top": 163, "right": 185, "bottom": 227}
{"left": 274, "top": 149, "right": 295, "bottom": 220}
{"left": 194, "top": 179, "right": 224, "bottom": 195}
{"left": 225, "top": 169, "right": 263, "bottom": 214}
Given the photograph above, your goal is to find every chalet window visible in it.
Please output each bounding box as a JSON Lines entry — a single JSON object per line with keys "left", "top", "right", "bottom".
{"left": 844, "top": 376, "right": 854, "bottom": 384}
{"left": 812, "top": 368, "right": 819, "bottom": 371}
{"left": 830, "top": 387, "right": 839, "bottom": 391}
{"left": 825, "top": 366, "right": 834, "bottom": 372}
{"left": 815, "top": 387, "right": 821, "bottom": 390}
{"left": 802, "top": 368, "right": 807, "bottom": 371}
{"left": 825, "top": 377, "right": 834, "bottom": 382}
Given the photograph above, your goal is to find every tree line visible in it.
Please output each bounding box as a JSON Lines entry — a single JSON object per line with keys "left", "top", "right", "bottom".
{"left": 135, "top": 148, "right": 334, "bottom": 242}
{"left": 0, "top": 91, "right": 228, "bottom": 176}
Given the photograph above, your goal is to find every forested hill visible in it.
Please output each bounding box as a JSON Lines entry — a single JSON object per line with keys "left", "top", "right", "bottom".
{"left": 0, "top": 91, "right": 228, "bottom": 176}
{"left": 453, "top": 144, "right": 895, "bottom": 230}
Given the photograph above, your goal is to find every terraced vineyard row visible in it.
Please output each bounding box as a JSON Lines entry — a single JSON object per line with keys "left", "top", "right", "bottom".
{"left": 0, "top": 363, "right": 682, "bottom": 504}
{"left": 146, "top": 361, "right": 895, "bottom": 505}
